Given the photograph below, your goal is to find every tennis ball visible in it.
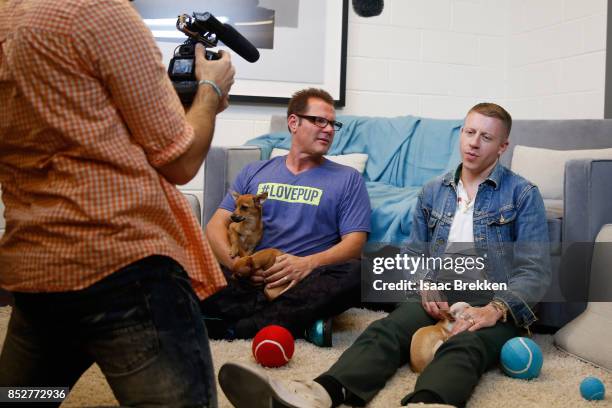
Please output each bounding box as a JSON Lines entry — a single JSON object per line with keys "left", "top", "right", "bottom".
{"left": 580, "top": 376, "right": 605, "bottom": 401}
{"left": 252, "top": 325, "right": 295, "bottom": 368}
{"left": 500, "top": 337, "right": 543, "bottom": 379}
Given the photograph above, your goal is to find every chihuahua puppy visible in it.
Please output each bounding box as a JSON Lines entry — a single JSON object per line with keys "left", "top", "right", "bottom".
{"left": 410, "top": 301, "right": 471, "bottom": 373}
{"left": 228, "top": 191, "right": 267, "bottom": 258}
{"left": 232, "top": 248, "right": 289, "bottom": 301}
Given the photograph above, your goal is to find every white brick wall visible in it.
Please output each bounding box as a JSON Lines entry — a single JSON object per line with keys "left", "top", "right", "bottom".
{"left": 344, "top": 0, "right": 510, "bottom": 119}
{"left": 506, "top": 0, "right": 607, "bottom": 119}
{"left": 177, "top": 0, "right": 608, "bottom": 207}
{"left": 194, "top": 0, "right": 607, "bottom": 144}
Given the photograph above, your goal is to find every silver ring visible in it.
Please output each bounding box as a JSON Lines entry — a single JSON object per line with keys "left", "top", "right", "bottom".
{"left": 283, "top": 276, "right": 289, "bottom": 282}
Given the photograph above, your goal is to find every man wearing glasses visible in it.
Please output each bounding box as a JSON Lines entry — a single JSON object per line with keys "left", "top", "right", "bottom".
{"left": 203, "top": 88, "right": 371, "bottom": 346}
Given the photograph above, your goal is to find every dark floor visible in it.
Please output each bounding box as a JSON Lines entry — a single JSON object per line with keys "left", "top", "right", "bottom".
{"left": 0, "top": 288, "right": 13, "bottom": 307}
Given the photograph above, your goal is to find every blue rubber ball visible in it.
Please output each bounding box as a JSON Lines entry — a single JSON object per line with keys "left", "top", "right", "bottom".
{"left": 500, "top": 337, "right": 543, "bottom": 379}
{"left": 580, "top": 377, "right": 605, "bottom": 401}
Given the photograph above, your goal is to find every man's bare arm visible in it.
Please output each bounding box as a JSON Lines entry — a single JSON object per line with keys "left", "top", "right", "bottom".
{"left": 264, "top": 231, "right": 367, "bottom": 288}
{"left": 309, "top": 231, "right": 366, "bottom": 268}
{"left": 205, "top": 208, "right": 235, "bottom": 269}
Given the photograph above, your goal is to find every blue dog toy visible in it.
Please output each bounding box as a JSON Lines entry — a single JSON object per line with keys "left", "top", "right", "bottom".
{"left": 580, "top": 377, "right": 605, "bottom": 401}
{"left": 500, "top": 337, "right": 543, "bottom": 379}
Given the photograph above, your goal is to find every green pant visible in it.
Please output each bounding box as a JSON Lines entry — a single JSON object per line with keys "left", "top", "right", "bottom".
{"left": 325, "top": 302, "right": 521, "bottom": 408}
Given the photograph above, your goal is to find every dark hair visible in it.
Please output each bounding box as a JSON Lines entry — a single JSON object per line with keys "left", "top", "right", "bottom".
{"left": 467, "top": 102, "right": 512, "bottom": 137}
{"left": 287, "top": 88, "right": 334, "bottom": 117}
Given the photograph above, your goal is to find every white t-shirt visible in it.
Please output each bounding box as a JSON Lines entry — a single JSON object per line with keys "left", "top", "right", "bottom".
{"left": 448, "top": 179, "right": 476, "bottom": 244}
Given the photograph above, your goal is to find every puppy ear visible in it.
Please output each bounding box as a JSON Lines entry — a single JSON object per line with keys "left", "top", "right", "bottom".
{"left": 439, "top": 309, "right": 454, "bottom": 321}
{"left": 231, "top": 191, "right": 240, "bottom": 201}
{"left": 256, "top": 192, "right": 268, "bottom": 205}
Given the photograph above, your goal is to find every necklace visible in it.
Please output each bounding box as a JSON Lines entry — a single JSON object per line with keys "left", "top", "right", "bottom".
{"left": 458, "top": 196, "right": 474, "bottom": 213}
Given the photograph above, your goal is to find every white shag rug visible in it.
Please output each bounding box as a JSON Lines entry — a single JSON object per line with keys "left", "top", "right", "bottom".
{"left": 0, "top": 306, "right": 610, "bottom": 407}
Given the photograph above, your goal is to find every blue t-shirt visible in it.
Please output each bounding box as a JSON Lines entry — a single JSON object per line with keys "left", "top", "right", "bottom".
{"left": 219, "top": 156, "right": 371, "bottom": 256}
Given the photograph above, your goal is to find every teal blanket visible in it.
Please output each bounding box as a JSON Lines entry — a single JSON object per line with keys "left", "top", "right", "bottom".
{"left": 246, "top": 115, "right": 463, "bottom": 243}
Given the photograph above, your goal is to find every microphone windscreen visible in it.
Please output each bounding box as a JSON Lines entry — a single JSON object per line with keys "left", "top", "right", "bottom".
{"left": 219, "top": 23, "right": 260, "bottom": 63}
{"left": 352, "top": 0, "right": 384, "bottom": 17}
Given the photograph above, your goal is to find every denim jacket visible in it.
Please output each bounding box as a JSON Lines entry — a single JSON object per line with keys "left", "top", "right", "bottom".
{"left": 407, "top": 162, "right": 551, "bottom": 328}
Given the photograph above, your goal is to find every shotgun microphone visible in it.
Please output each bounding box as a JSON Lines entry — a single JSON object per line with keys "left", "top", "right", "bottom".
{"left": 352, "top": 0, "right": 384, "bottom": 17}
{"left": 169, "top": 12, "right": 260, "bottom": 105}
{"left": 190, "top": 12, "right": 260, "bottom": 63}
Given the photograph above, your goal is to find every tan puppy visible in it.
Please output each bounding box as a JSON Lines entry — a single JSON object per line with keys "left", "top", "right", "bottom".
{"left": 232, "top": 248, "right": 289, "bottom": 301}
{"left": 228, "top": 192, "right": 267, "bottom": 258}
{"left": 410, "top": 301, "right": 471, "bottom": 373}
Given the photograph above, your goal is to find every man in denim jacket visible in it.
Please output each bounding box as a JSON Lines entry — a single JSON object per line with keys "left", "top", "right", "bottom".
{"left": 218, "top": 103, "right": 552, "bottom": 408}
{"left": 412, "top": 158, "right": 551, "bottom": 330}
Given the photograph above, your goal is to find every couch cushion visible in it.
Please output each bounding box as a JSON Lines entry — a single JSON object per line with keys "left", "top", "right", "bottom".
{"left": 543, "top": 198, "right": 563, "bottom": 219}
{"left": 500, "top": 119, "right": 612, "bottom": 167}
{"left": 511, "top": 145, "right": 612, "bottom": 200}
{"left": 544, "top": 199, "right": 563, "bottom": 255}
{"left": 270, "top": 148, "right": 369, "bottom": 174}
{"left": 547, "top": 218, "right": 562, "bottom": 255}
{"left": 554, "top": 224, "right": 612, "bottom": 370}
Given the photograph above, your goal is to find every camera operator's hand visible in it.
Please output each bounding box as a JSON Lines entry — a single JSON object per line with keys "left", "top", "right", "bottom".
{"left": 167, "top": 45, "right": 235, "bottom": 185}
{"left": 194, "top": 44, "right": 235, "bottom": 111}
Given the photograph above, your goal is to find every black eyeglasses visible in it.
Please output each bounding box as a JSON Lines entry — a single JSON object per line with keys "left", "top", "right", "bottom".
{"left": 295, "top": 114, "right": 343, "bottom": 131}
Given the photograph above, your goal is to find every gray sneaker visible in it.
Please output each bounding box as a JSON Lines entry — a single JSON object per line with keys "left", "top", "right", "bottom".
{"left": 218, "top": 362, "right": 332, "bottom": 408}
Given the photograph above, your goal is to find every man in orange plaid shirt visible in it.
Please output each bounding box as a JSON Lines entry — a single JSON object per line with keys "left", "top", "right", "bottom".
{"left": 0, "top": 0, "right": 234, "bottom": 406}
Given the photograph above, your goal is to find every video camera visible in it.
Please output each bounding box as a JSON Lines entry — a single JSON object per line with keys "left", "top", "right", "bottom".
{"left": 169, "top": 12, "right": 260, "bottom": 106}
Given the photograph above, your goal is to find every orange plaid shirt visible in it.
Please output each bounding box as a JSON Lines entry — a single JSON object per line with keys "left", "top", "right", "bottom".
{"left": 0, "top": 0, "right": 225, "bottom": 298}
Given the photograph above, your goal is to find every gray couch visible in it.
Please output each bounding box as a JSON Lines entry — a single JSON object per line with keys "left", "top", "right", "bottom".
{"left": 203, "top": 116, "right": 612, "bottom": 329}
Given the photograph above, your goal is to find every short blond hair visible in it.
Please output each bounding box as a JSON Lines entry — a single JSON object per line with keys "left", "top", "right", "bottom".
{"left": 467, "top": 102, "right": 512, "bottom": 138}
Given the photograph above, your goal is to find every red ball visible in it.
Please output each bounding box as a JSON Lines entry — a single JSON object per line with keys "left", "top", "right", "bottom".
{"left": 252, "top": 325, "right": 295, "bottom": 368}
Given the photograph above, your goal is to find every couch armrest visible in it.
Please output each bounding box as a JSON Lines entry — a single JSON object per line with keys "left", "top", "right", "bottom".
{"left": 564, "top": 159, "right": 612, "bottom": 243}
{"left": 559, "top": 159, "right": 612, "bottom": 304}
{"left": 182, "top": 193, "right": 201, "bottom": 226}
{"left": 203, "top": 146, "right": 262, "bottom": 226}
